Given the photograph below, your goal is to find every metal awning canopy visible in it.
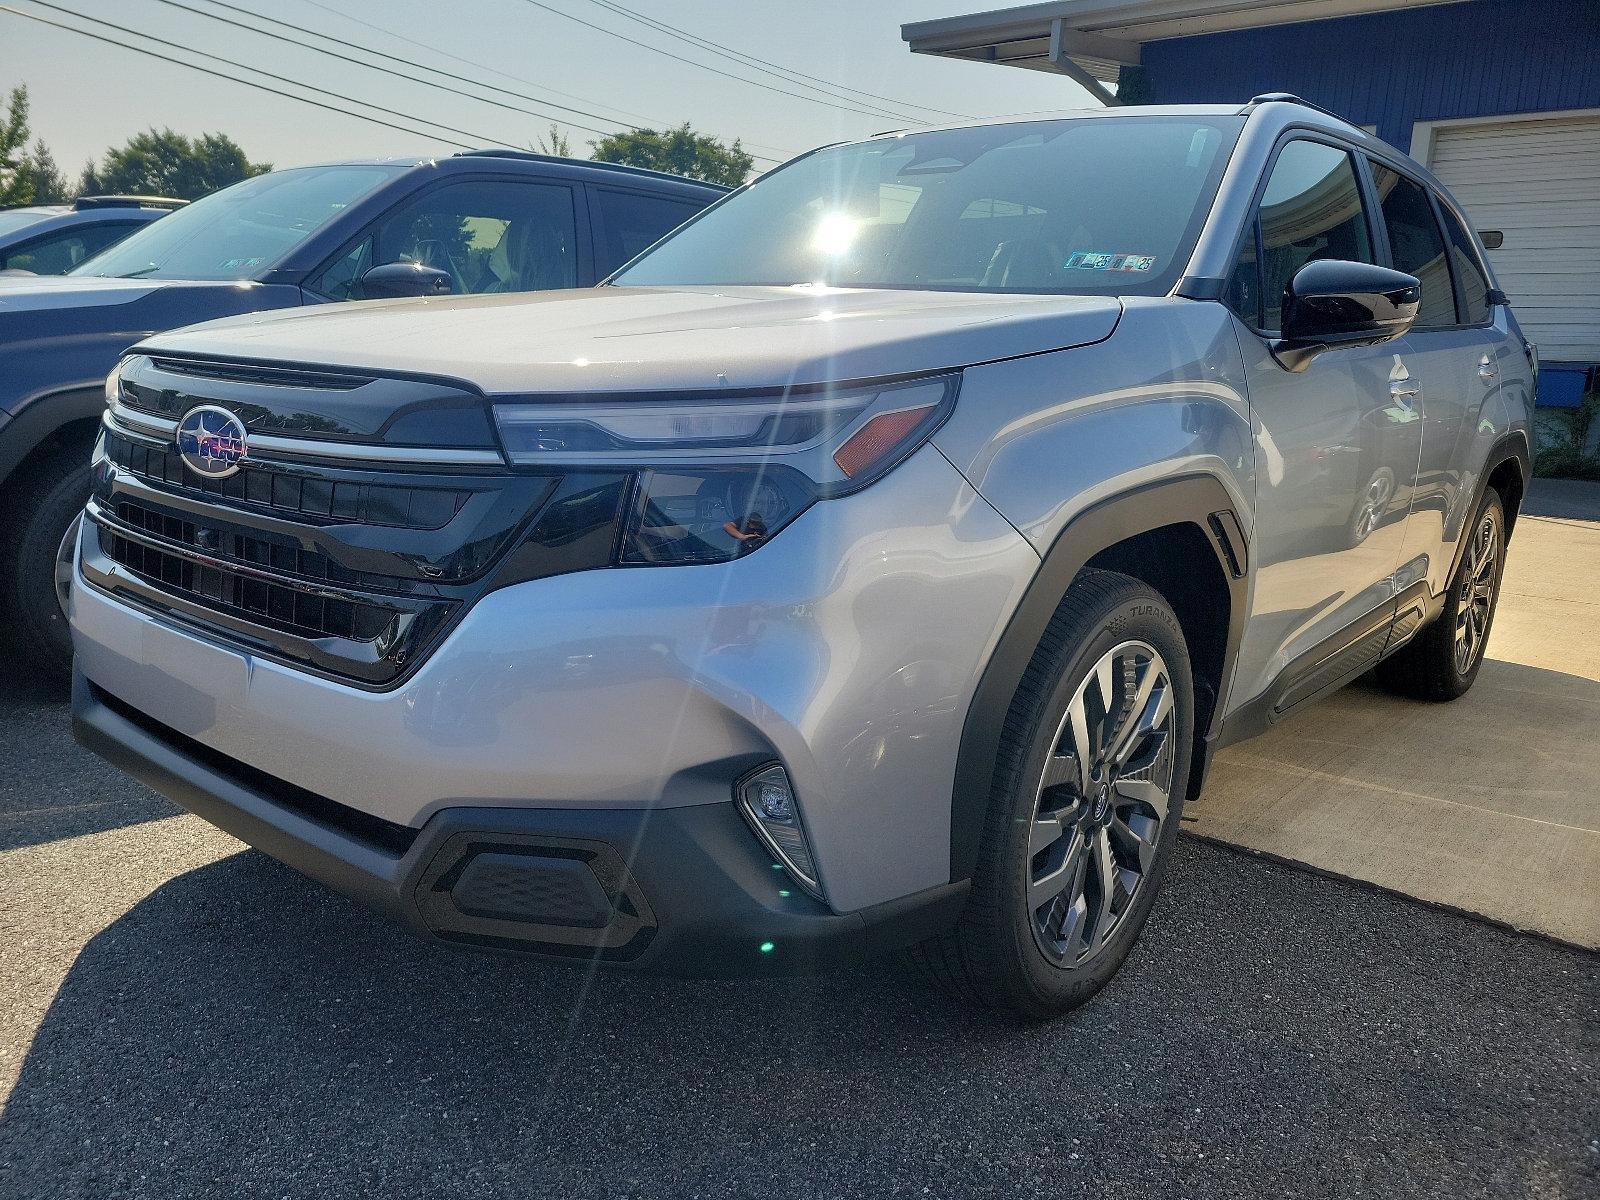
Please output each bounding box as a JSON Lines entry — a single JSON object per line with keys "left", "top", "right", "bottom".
{"left": 901, "top": 1, "right": 1454, "bottom": 104}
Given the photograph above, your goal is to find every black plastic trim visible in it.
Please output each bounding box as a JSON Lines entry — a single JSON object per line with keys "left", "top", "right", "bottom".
{"left": 949, "top": 475, "right": 1248, "bottom": 881}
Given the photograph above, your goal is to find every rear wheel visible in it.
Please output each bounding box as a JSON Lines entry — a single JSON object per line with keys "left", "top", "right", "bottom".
{"left": 1377, "top": 489, "right": 1506, "bottom": 702}
{"left": 912, "top": 569, "right": 1193, "bottom": 1020}
{"left": 0, "top": 446, "right": 92, "bottom": 679}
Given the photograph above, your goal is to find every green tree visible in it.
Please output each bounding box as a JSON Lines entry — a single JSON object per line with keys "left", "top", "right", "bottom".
{"left": 590, "top": 123, "right": 751, "bottom": 186}
{"left": 533, "top": 124, "right": 573, "bottom": 157}
{"left": 21, "top": 139, "right": 70, "bottom": 204}
{"left": 0, "top": 85, "right": 35, "bottom": 206}
{"left": 79, "top": 129, "right": 270, "bottom": 200}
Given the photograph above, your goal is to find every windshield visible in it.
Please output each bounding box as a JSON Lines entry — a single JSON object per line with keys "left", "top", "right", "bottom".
{"left": 0, "top": 210, "right": 53, "bottom": 237}
{"left": 615, "top": 117, "right": 1242, "bottom": 296}
{"left": 72, "top": 164, "right": 402, "bottom": 281}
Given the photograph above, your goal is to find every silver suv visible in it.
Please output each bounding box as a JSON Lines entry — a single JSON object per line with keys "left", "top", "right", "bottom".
{"left": 71, "top": 98, "right": 1532, "bottom": 1019}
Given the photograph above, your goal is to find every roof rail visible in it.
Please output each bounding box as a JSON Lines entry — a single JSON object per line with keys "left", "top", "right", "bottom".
{"left": 75, "top": 195, "right": 188, "bottom": 211}
{"left": 1239, "top": 93, "right": 1353, "bottom": 125}
{"left": 452, "top": 149, "right": 730, "bottom": 190}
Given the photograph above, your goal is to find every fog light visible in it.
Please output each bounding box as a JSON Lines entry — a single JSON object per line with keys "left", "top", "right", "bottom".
{"left": 736, "top": 764, "right": 822, "bottom": 900}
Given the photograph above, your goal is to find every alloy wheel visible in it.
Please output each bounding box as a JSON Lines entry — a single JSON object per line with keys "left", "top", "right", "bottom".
{"left": 1454, "top": 510, "right": 1499, "bottom": 675}
{"left": 1027, "top": 639, "right": 1176, "bottom": 967}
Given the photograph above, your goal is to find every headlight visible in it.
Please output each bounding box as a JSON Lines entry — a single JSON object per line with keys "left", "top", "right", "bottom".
{"left": 104, "top": 359, "right": 124, "bottom": 407}
{"left": 493, "top": 374, "right": 959, "bottom": 565}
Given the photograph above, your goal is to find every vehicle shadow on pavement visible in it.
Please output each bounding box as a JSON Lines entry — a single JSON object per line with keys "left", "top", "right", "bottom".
{"left": 0, "top": 674, "right": 176, "bottom": 854}
{"left": 2, "top": 841, "right": 1595, "bottom": 1199}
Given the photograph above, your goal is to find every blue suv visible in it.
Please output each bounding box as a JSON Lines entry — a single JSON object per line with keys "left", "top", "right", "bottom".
{"left": 0, "top": 151, "right": 726, "bottom": 675}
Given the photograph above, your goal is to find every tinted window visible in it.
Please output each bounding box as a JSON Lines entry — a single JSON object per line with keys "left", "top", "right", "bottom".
{"left": 312, "top": 180, "right": 579, "bottom": 299}
{"left": 0, "top": 222, "right": 137, "bottom": 274}
{"left": 613, "top": 117, "right": 1243, "bottom": 296}
{"left": 1436, "top": 201, "right": 1492, "bottom": 324}
{"left": 74, "top": 165, "right": 401, "bottom": 280}
{"left": 594, "top": 189, "right": 706, "bottom": 273}
{"left": 1225, "top": 223, "right": 1262, "bottom": 327}
{"left": 1256, "top": 140, "right": 1375, "bottom": 331}
{"left": 1370, "top": 163, "right": 1454, "bottom": 327}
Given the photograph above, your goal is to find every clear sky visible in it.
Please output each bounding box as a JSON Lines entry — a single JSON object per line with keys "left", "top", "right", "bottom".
{"left": 1, "top": 0, "right": 1098, "bottom": 176}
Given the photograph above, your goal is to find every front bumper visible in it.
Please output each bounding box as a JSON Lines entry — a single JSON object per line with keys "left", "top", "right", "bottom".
{"left": 71, "top": 446, "right": 1041, "bottom": 913}
{"left": 73, "top": 672, "right": 966, "bottom": 974}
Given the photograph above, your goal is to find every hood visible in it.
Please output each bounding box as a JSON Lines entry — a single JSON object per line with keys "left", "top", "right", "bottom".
{"left": 137, "top": 286, "right": 1123, "bottom": 393}
{"left": 0, "top": 273, "right": 262, "bottom": 309}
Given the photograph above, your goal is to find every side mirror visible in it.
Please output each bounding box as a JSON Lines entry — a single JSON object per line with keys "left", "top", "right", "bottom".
{"left": 1274, "top": 259, "right": 1420, "bottom": 372}
{"left": 1479, "top": 230, "right": 1504, "bottom": 250}
{"left": 358, "top": 261, "right": 453, "bottom": 300}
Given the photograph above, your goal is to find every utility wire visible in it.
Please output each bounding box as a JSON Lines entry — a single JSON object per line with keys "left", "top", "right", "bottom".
{"left": 287, "top": 0, "right": 647, "bottom": 131}
{"left": 21, "top": 0, "right": 519, "bottom": 150}
{"left": 288, "top": 0, "right": 797, "bottom": 159}
{"left": 0, "top": 4, "right": 481, "bottom": 149}
{"left": 584, "top": 0, "right": 973, "bottom": 122}
{"left": 151, "top": 0, "right": 632, "bottom": 142}
{"left": 514, "top": 0, "right": 919, "bottom": 124}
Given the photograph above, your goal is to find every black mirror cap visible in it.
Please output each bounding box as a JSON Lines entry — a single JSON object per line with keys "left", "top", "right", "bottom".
{"left": 1480, "top": 230, "right": 1505, "bottom": 250}
{"left": 359, "top": 261, "right": 455, "bottom": 300}
{"left": 1274, "top": 260, "right": 1420, "bottom": 372}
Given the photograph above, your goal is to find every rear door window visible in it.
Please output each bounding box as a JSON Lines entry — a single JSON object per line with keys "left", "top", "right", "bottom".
{"left": 1370, "top": 163, "right": 1456, "bottom": 328}
{"left": 593, "top": 188, "right": 708, "bottom": 274}
{"left": 0, "top": 222, "right": 138, "bottom": 274}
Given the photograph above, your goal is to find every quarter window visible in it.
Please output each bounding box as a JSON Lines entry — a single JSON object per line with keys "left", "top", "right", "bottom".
{"left": 1253, "top": 140, "right": 1376, "bottom": 332}
{"left": 1370, "top": 163, "right": 1455, "bottom": 328}
{"left": 1436, "top": 201, "right": 1493, "bottom": 325}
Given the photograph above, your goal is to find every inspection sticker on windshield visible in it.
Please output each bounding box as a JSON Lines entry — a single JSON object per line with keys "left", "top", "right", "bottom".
{"left": 1064, "top": 251, "right": 1157, "bottom": 273}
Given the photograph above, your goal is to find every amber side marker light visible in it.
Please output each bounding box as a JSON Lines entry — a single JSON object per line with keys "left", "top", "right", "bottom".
{"left": 832, "top": 405, "right": 939, "bottom": 478}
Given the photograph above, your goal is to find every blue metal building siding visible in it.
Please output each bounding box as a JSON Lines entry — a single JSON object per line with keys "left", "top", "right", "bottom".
{"left": 1140, "top": 0, "right": 1600, "bottom": 151}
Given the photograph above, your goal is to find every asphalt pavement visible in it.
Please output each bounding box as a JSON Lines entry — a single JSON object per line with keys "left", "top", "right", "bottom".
{"left": 1, "top": 673, "right": 1597, "bottom": 1200}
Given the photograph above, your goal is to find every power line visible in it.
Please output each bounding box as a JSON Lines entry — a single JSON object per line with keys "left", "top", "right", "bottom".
{"left": 584, "top": 0, "right": 973, "bottom": 122}
{"left": 21, "top": 0, "right": 519, "bottom": 150}
{"left": 0, "top": 4, "right": 481, "bottom": 150}
{"left": 514, "top": 0, "right": 920, "bottom": 124}
{"left": 151, "top": 0, "right": 631, "bottom": 142}
{"left": 286, "top": 0, "right": 797, "bottom": 159}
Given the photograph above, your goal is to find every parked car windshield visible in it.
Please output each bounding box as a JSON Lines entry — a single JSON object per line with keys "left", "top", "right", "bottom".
{"left": 614, "top": 116, "right": 1243, "bottom": 296}
{"left": 71, "top": 164, "right": 403, "bottom": 281}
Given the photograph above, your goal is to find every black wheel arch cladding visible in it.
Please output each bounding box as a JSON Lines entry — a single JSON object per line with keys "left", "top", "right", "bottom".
{"left": 948, "top": 474, "right": 1247, "bottom": 883}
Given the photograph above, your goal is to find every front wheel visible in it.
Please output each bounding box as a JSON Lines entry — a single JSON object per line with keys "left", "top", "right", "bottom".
{"left": 0, "top": 447, "right": 92, "bottom": 679}
{"left": 912, "top": 569, "right": 1193, "bottom": 1020}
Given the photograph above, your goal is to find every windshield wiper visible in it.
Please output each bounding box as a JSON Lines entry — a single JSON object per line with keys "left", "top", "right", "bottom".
{"left": 115, "top": 266, "right": 161, "bottom": 278}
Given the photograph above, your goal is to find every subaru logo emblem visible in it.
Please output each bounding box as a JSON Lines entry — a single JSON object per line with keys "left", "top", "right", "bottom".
{"left": 176, "top": 405, "right": 248, "bottom": 479}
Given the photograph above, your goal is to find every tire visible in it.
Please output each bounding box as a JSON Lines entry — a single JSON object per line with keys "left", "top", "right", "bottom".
{"left": 911, "top": 569, "right": 1194, "bottom": 1021}
{"left": 1377, "top": 489, "right": 1507, "bottom": 702}
{"left": 0, "top": 446, "right": 92, "bottom": 679}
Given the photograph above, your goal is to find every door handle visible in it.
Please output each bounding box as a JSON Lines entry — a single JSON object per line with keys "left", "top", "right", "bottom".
{"left": 1478, "top": 354, "right": 1500, "bottom": 382}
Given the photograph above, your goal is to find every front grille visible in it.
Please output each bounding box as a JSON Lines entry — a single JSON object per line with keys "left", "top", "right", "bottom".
{"left": 99, "top": 522, "right": 403, "bottom": 642}
{"left": 86, "top": 357, "right": 627, "bottom": 687}
{"left": 104, "top": 430, "right": 469, "bottom": 530}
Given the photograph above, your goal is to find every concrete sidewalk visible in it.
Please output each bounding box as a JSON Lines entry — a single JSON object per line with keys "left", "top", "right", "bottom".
{"left": 1190, "top": 480, "right": 1600, "bottom": 949}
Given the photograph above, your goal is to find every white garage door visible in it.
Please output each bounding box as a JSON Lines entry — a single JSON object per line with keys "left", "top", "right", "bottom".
{"left": 1429, "top": 114, "right": 1600, "bottom": 362}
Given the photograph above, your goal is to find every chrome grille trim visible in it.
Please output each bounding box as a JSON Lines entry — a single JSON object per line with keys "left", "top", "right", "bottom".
{"left": 104, "top": 407, "right": 506, "bottom": 467}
